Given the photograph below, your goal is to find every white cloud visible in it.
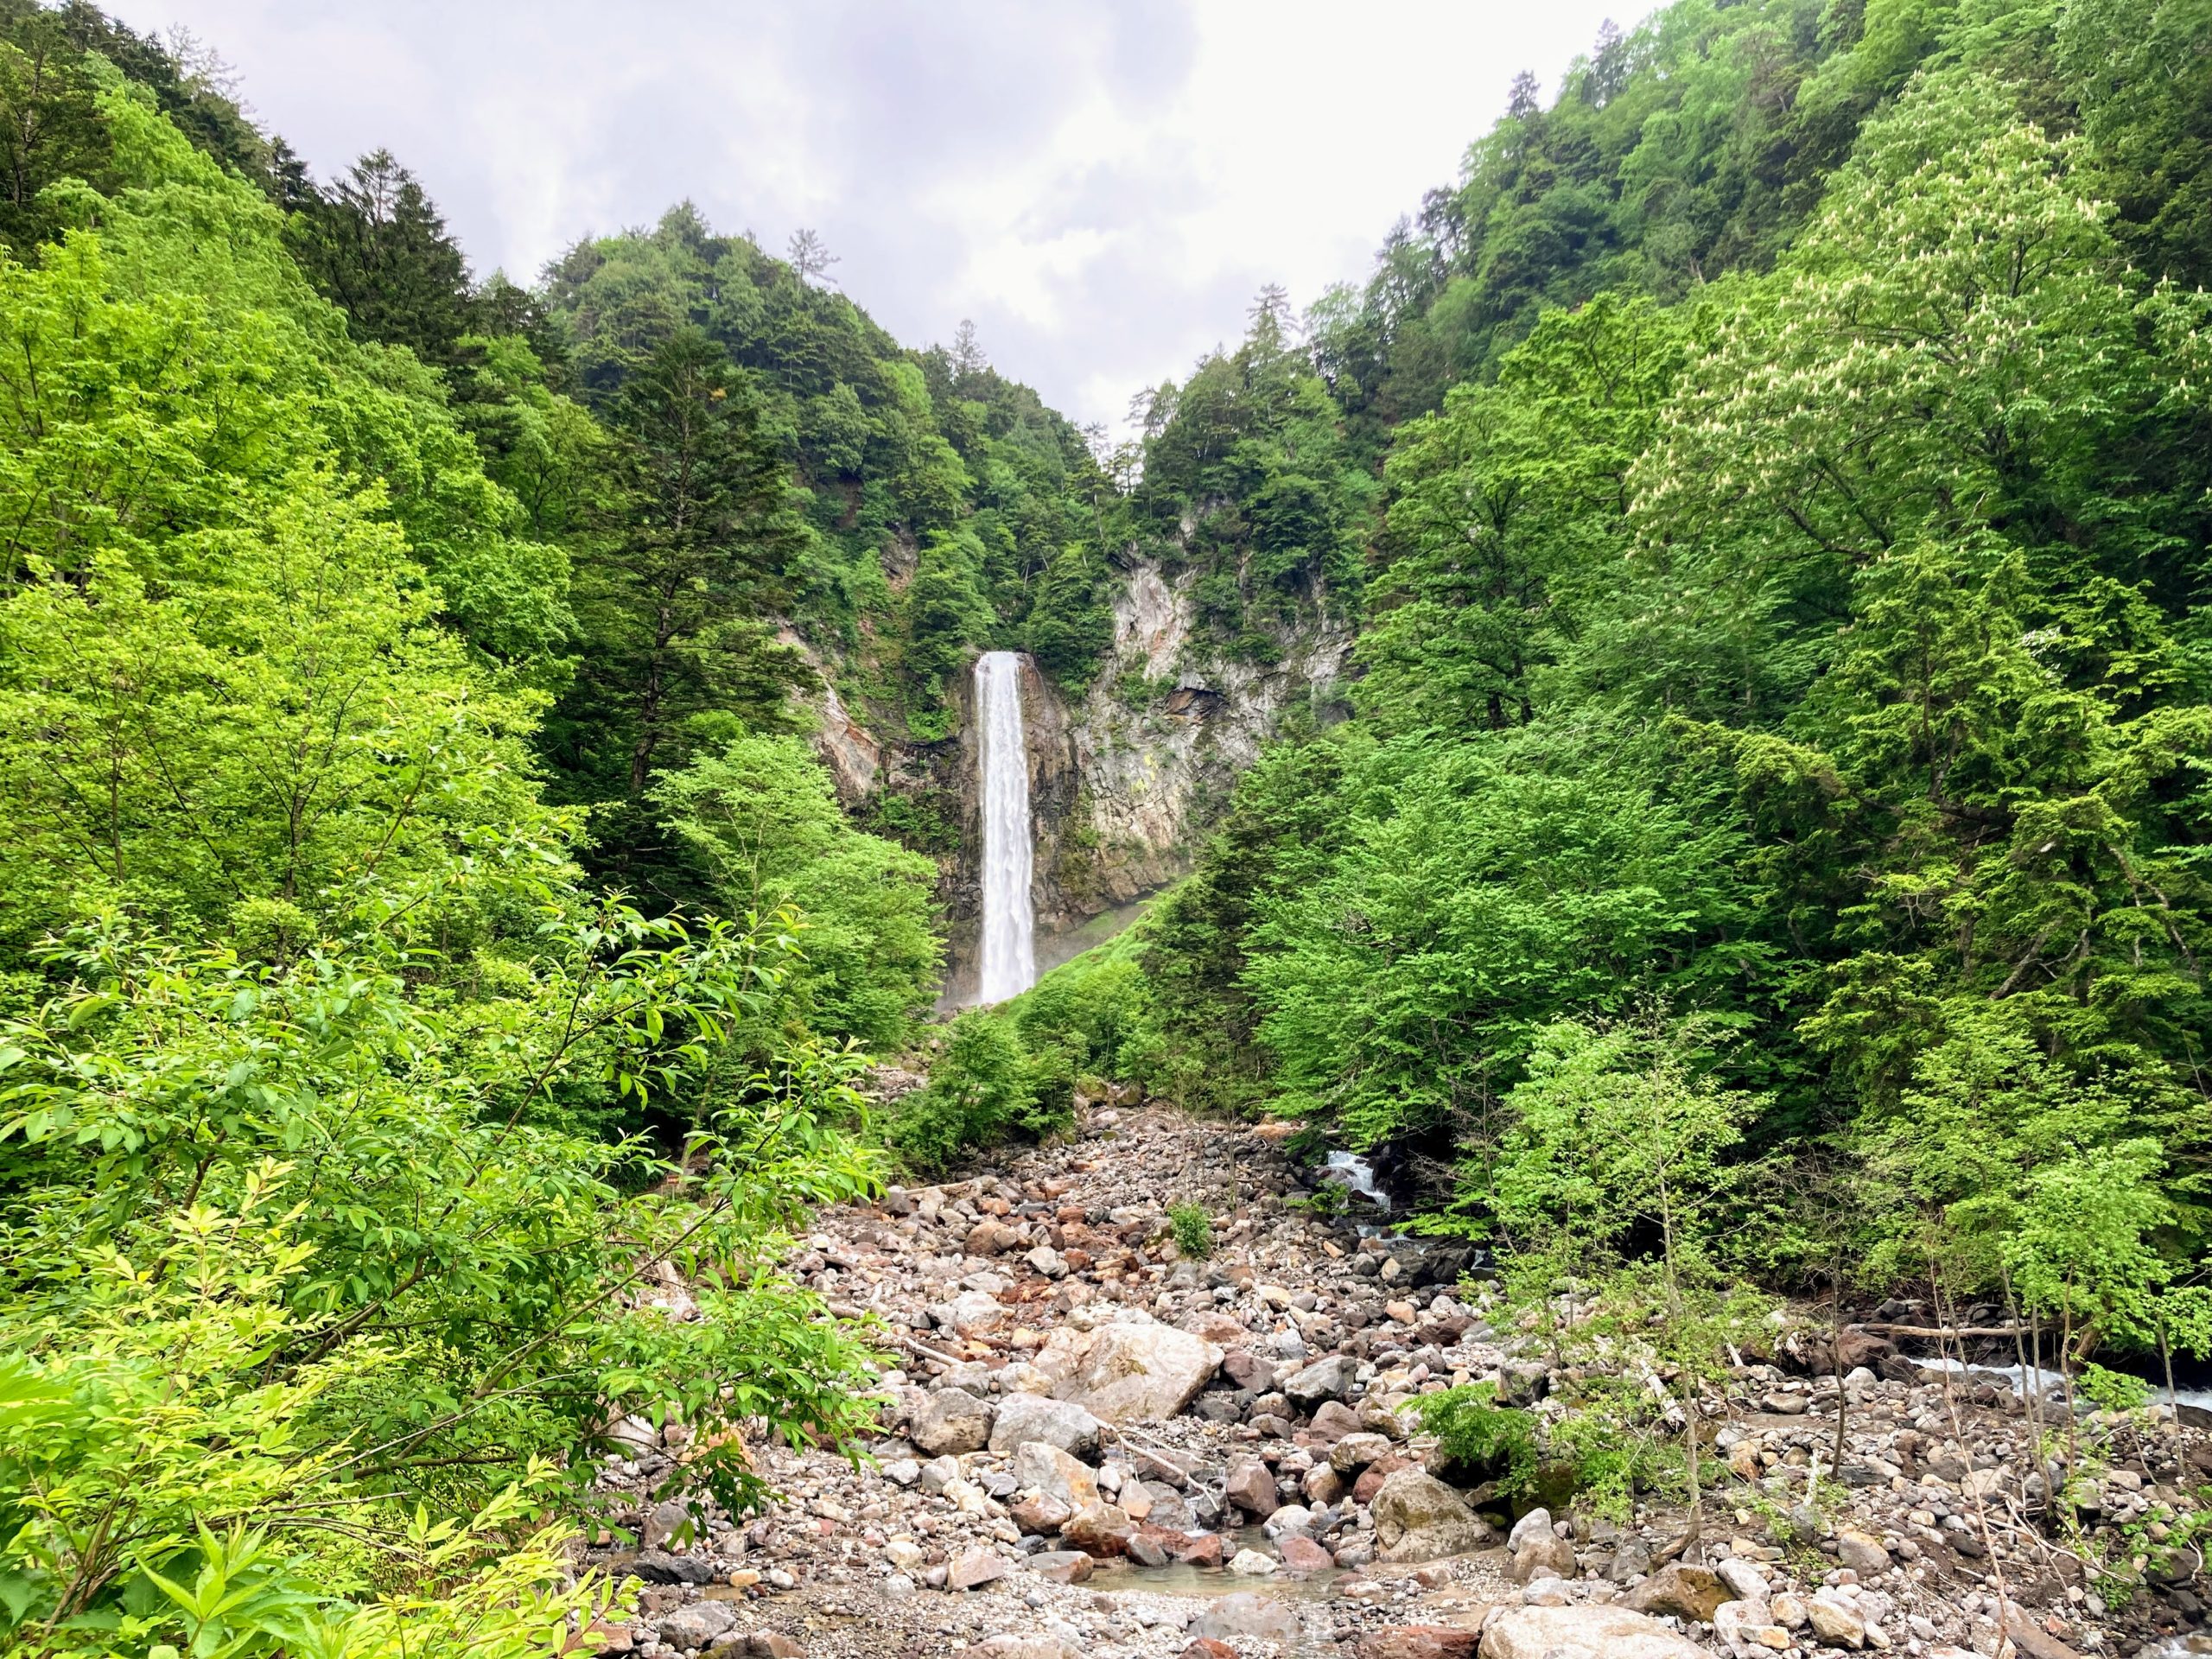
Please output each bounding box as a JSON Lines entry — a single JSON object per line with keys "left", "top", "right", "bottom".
{"left": 107, "top": 0, "right": 1644, "bottom": 425}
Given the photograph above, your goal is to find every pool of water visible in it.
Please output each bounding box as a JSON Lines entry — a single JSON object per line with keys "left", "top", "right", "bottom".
{"left": 1081, "top": 1525, "right": 1349, "bottom": 1600}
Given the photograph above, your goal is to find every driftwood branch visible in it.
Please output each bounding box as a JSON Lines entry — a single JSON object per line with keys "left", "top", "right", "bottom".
{"left": 1858, "top": 1322, "right": 2030, "bottom": 1340}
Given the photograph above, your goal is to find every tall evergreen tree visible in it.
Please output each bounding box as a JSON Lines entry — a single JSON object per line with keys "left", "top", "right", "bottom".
{"left": 290, "top": 147, "right": 475, "bottom": 361}
{"left": 545, "top": 327, "right": 810, "bottom": 884}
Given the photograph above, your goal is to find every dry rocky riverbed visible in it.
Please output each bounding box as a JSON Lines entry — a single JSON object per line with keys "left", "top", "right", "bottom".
{"left": 580, "top": 1103, "right": 2212, "bottom": 1659}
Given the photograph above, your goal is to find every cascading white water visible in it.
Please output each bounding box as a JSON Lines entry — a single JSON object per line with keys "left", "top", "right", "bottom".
{"left": 975, "top": 651, "right": 1035, "bottom": 1002}
{"left": 1322, "top": 1150, "right": 1389, "bottom": 1211}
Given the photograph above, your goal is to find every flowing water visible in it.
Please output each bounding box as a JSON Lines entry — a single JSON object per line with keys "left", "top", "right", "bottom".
{"left": 1319, "top": 1149, "right": 1389, "bottom": 1211}
{"left": 1910, "top": 1357, "right": 2212, "bottom": 1421}
{"left": 975, "top": 651, "right": 1036, "bottom": 1002}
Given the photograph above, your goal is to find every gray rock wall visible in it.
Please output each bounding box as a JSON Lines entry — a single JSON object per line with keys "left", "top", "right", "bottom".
{"left": 800, "top": 561, "right": 1351, "bottom": 1004}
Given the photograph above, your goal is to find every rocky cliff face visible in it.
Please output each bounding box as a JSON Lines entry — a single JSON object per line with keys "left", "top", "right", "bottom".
{"left": 1041, "top": 563, "right": 1351, "bottom": 923}
{"left": 963, "top": 564, "right": 1350, "bottom": 999}
{"left": 799, "top": 561, "right": 1349, "bottom": 1004}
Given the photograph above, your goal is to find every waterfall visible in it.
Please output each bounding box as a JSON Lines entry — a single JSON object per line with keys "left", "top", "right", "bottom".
{"left": 975, "top": 651, "right": 1035, "bottom": 1002}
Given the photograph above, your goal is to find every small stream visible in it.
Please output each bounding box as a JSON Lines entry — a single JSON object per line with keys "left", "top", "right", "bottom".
{"left": 1911, "top": 1357, "right": 2212, "bottom": 1423}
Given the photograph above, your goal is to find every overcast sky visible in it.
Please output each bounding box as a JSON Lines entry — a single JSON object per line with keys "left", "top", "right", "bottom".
{"left": 105, "top": 1, "right": 1644, "bottom": 428}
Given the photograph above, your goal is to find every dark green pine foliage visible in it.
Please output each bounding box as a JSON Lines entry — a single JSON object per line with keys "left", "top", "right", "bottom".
{"left": 287, "top": 147, "right": 479, "bottom": 363}
{"left": 543, "top": 327, "right": 810, "bottom": 891}
{"left": 0, "top": 0, "right": 271, "bottom": 256}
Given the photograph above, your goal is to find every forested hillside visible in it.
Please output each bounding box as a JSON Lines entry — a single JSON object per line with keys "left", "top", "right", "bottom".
{"left": 984, "top": 0, "right": 2212, "bottom": 1395}
{"left": 0, "top": 4, "right": 1106, "bottom": 1650}
{"left": 2, "top": 0, "right": 2210, "bottom": 1652}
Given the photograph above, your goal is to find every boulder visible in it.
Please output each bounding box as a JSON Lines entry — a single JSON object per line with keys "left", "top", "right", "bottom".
{"left": 1262, "top": 1503, "right": 1316, "bottom": 1538}
{"left": 911, "top": 1388, "right": 994, "bottom": 1456}
{"left": 1303, "top": 1465, "right": 1348, "bottom": 1505}
{"left": 1833, "top": 1529, "right": 1890, "bottom": 1576}
{"left": 965, "top": 1218, "right": 1020, "bottom": 1255}
{"left": 946, "top": 1547, "right": 1010, "bottom": 1591}
{"left": 1805, "top": 1591, "right": 1866, "bottom": 1649}
{"left": 1279, "top": 1532, "right": 1335, "bottom": 1572}
{"left": 1282, "top": 1353, "right": 1357, "bottom": 1411}
{"left": 1508, "top": 1532, "right": 1577, "bottom": 1583}
{"left": 1024, "top": 1550, "right": 1094, "bottom": 1585}
{"left": 988, "top": 1393, "right": 1102, "bottom": 1459}
{"left": 631, "top": 1548, "right": 716, "bottom": 1585}
{"left": 654, "top": 1603, "right": 738, "bottom": 1650}
{"left": 1309, "top": 1399, "right": 1364, "bottom": 1441}
{"left": 1354, "top": 1454, "right": 1411, "bottom": 1503}
{"left": 1332, "top": 1431, "right": 1394, "bottom": 1472}
{"left": 640, "top": 1498, "right": 693, "bottom": 1549}
{"left": 1623, "top": 1563, "right": 1729, "bottom": 1624}
{"left": 933, "top": 1289, "right": 1010, "bottom": 1332}
{"left": 1715, "top": 1558, "right": 1768, "bottom": 1603}
{"left": 1187, "top": 1592, "right": 1301, "bottom": 1642}
{"left": 971, "top": 1637, "right": 1080, "bottom": 1659}
{"left": 1605, "top": 1537, "right": 1653, "bottom": 1582}
{"left": 1713, "top": 1599, "right": 1791, "bottom": 1658}
{"left": 1009, "top": 1492, "right": 1073, "bottom": 1535}
{"left": 1478, "top": 1606, "right": 1710, "bottom": 1659}
{"left": 1505, "top": 1509, "right": 1554, "bottom": 1554}
{"left": 1063, "top": 1500, "right": 1137, "bottom": 1557}
{"left": 1174, "top": 1531, "right": 1226, "bottom": 1567}
{"left": 1229, "top": 1547, "right": 1279, "bottom": 1574}
{"left": 1223, "top": 1350, "right": 1276, "bottom": 1391}
{"left": 1812, "top": 1328, "right": 1897, "bottom": 1375}
{"left": 1042, "top": 1320, "right": 1224, "bottom": 1425}
{"left": 1008, "top": 1440, "right": 1098, "bottom": 1510}
{"left": 1370, "top": 1468, "right": 1493, "bottom": 1563}
{"left": 1355, "top": 1630, "right": 1483, "bottom": 1659}
{"left": 918, "top": 1454, "right": 962, "bottom": 1494}
{"left": 1224, "top": 1457, "right": 1280, "bottom": 1516}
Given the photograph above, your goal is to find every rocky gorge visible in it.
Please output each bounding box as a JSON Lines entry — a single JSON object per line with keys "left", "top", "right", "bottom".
{"left": 580, "top": 1104, "right": 2212, "bottom": 1659}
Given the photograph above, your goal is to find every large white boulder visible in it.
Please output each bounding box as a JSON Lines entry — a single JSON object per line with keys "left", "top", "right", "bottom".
{"left": 1035, "top": 1318, "right": 1223, "bottom": 1425}
{"left": 1480, "top": 1606, "right": 1711, "bottom": 1659}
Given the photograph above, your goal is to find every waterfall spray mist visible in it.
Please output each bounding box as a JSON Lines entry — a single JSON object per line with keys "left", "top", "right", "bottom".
{"left": 975, "top": 651, "right": 1035, "bottom": 1001}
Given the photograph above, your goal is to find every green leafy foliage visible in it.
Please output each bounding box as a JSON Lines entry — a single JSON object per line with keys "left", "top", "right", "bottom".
{"left": 652, "top": 734, "right": 942, "bottom": 1051}
{"left": 1121, "top": 0, "right": 2212, "bottom": 1409}
{"left": 885, "top": 1007, "right": 1045, "bottom": 1175}
{"left": 1415, "top": 1383, "right": 1541, "bottom": 1500}
{"left": 1166, "top": 1201, "right": 1215, "bottom": 1260}
{"left": 0, "top": 44, "right": 942, "bottom": 1658}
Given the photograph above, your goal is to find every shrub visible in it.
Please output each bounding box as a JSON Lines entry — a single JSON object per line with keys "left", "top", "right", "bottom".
{"left": 0, "top": 904, "right": 881, "bottom": 1654}
{"left": 1168, "top": 1201, "right": 1215, "bottom": 1259}
{"left": 1416, "top": 1383, "right": 1541, "bottom": 1498}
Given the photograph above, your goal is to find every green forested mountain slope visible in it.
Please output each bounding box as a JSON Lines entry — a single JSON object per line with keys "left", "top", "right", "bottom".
{"left": 1096, "top": 0, "right": 2212, "bottom": 1347}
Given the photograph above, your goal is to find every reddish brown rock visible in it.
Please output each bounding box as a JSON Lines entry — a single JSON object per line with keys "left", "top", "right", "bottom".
{"left": 1279, "top": 1532, "right": 1335, "bottom": 1573}
{"left": 1173, "top": 1532, "right": 1226, "bottom": 1567}
{"left": 1225, "top": 1457, "right": 1280, "bottom": 1516}
{"left": 1026, "top": 1550, "right": 1094, "bottom": 1585}
{"left": 1009, "top": 1493, "right": 1072, "bottom": 1535}
{"left": 1354, "top": 1453, "right": 1411, "bottom": 1504}
{"left": 1224, "top": 1350, "right": 1276, "bottom": 1391}
{"left": 1309, "top": 1399, "right": 1363, "bottom": 1441}
{"left": 1063, "top": 1500, "right": 1136, "bottom": 1558}
{"left": 946, "top": 1547, "right": 1010, "bottom": 1590}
